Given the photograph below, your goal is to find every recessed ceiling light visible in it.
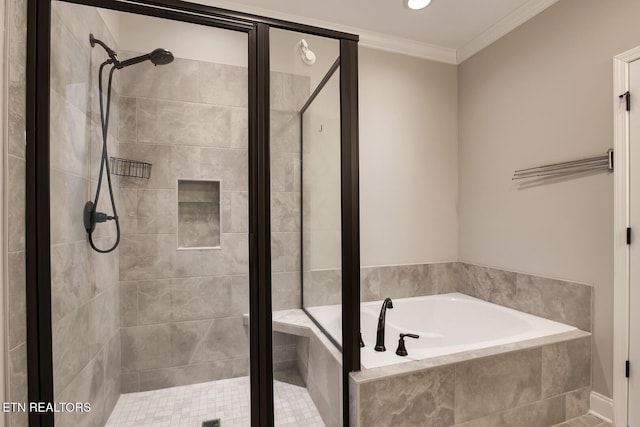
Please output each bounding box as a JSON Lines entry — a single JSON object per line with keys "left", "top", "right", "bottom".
{"left": 407, "top": 0, "right": 431, "bottom": 10}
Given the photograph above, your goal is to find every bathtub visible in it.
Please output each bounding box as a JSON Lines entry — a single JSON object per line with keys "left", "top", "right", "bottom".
{"left": 305, "top": 292, "right": 577, "bottom": 369}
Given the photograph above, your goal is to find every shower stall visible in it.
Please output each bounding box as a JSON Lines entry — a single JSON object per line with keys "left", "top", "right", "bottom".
{"left": 20, "top": 0, "right": 360, "bottom": 426}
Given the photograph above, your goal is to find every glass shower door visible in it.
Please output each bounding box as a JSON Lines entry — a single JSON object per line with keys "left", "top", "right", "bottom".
{"left": 48, "top": 2, "right": 252, "bottom": 425}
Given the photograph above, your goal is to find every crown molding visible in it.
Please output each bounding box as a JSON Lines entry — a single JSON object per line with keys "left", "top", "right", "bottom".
{"left": 202, "top": 0, "right": 556, "bottom": 65}
{"left": 457, "top": 0, "right": 559, "bottom": 63}
{"left": 358, "top": 32, "right": 457, "bottom": 64}
{"left": 201, "top": 0, "right": 458, "bottom": 63}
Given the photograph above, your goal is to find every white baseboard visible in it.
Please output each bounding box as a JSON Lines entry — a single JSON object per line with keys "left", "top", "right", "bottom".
{"left": 589, "top": 391, "right": 614, "bottom": 423}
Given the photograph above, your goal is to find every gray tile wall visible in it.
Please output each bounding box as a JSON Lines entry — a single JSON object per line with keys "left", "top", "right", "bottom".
{"left": 331, "top": 262, "right": 590, "bottom": 335}
{"left": 458, "top": 263, "right": 592, "bottom": 331}
{"left": 117, "top": 53, "right": 249, "bottom": 392}
{"left": 48, "top": 3, "right": 122, "bottom": 426}
{"left": 360, "top": 262, "right": 459, "bottom": 303}
{"left": 306, "top": 333, "right": 343, "bottom": 427}
{"left": 6, "top": 0, "right": 27, "bottom": 426}
{"left": 351, "top": 336, "right": 591, "bottom": 427}
{"left": 117, "top": 52, "right": 309, "bottom": 391}
{"left": 305, "top": 262, "right": 459, "bottom": 307}
{"left": 271, "top": 72, "right": 308, "bottom": 311}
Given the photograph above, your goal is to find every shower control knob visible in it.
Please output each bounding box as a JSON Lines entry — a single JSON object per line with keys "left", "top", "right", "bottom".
{"left": 83, "top": 201, "right": 96, "bottom": 233}
{"left": 395, "top": 333, "right": 419, "bottom": 357}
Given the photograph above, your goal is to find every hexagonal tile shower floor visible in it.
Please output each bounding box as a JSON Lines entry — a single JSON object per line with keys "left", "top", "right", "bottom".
{"left": 105, "top": 376, "right": 324, "bottom": 427}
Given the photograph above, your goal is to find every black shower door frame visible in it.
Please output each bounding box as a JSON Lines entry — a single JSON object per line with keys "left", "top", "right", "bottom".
{"left": 25, "top": 0, "right": 360, "bottom": 426}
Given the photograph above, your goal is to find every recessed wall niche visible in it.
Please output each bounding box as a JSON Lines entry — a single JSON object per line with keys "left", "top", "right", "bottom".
{"left": 177, "top": 180, "right": 221, "bottom": 249}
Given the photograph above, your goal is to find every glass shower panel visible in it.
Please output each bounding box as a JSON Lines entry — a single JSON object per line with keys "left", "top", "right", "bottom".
{"left": 49, "top": 2, "right": 250, "bottom": 425}
{"left": 269, "top": 27, "right": 342, "bottom": 426}
{"left": 301, "top": 70, "right": 342, "bottom": 320}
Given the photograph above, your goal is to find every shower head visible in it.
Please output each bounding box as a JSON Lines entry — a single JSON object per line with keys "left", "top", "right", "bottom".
{"left": 116, "top": 48, "right": 174, "bottom": 69}
{"left": 299, "top": 39, "right": 316, "bottom": 65}
{"left": 149, "top": 48, "right": 175, "bottom": 66}
{"left": 90, "top": 33, "right": 174, "bottom": 69}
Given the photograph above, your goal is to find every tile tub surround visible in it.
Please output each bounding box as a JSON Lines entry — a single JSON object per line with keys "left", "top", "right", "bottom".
{"left": 360, "top": 262, "right": 459, "bottom": 303}
{"left": 350, "top": 333, "right": 592, "bottom": 427}
{"left": 117, "top": 51, "right": 309, "bottom": 390}
{"left": 304, "top": 262, "right": 459, "bottom": 308}
{"left": 357, "top": 262, "right": 592, "bottom": 332}
{"left": 306, "top": 262, "right": 591, "bottom": 337}
{"left": 457, "top": 263, "right": 593, "bottom": 332}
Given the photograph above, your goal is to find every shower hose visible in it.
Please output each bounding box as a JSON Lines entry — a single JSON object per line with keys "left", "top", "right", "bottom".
{"left": 85, "top": 60, "right": 120, "bottom": 253}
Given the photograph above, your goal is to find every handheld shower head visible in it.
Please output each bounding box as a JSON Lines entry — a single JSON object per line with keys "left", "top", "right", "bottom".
{"left": 87, "top": 34, "right": 174, "bottom": 253}
{"left": 89, "top": 33, "right": 174, "bottom": 69}
{"left": 149, "top": 48, "right": 174, "bottom": 66}
{"left": 116, "top": 49, "right": 174, "bottom": 69}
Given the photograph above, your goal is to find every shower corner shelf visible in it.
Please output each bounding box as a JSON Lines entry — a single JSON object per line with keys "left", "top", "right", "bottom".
{"left": 110, "top": 157, "right": 152, "bottom": 179}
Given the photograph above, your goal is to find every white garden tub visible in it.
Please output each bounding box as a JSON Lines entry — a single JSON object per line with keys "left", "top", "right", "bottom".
{"left": 305, "top": 292, "right": 577, "bottom": 369}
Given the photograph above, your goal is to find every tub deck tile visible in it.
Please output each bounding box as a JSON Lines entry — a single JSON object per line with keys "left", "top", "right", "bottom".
{"left": 542, "top": 338, "right": 591, "bottom": 398}
{"left": 358, "top": 365, "right": 455, "bottom": 427}
{"left": 351, "top": 330, "right": 590, "bottom": 384}
{"left": 454, "top": 348, "right": 542, "bottom": 422}
{"left": 453, "top": 395, "right": 565, "bottom": 427}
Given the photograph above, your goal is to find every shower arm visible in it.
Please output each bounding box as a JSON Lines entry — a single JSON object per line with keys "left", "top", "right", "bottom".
{"left": 89, "top": 34, "right": 118, "bottom": 64}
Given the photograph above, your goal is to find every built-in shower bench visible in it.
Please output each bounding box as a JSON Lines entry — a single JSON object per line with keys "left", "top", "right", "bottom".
{"left": 242, "top": 310, "right": 344, "bottom": 427}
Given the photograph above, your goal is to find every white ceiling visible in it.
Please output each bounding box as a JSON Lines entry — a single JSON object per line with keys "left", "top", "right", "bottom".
{"left": 200, "top": 0, "right": 559, "bottom": 63}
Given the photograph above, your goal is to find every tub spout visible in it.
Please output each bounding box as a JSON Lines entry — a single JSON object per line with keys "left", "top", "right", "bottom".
{"left": 374, "top": 298, "right": 393, "bottom": 352}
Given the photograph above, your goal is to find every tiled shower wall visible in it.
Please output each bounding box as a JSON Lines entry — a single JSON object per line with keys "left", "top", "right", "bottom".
{"left": 6, "top": 0, "right": 27, "bottom": 426}
{"left": 51, "top": 2, "right": 120, "bottom": 426}
{"left": 116, "top": 51, "right": 310, "bottom": 391}
{"left": 116, "top": 53, "right": 251, "bottom": 392}
{"left": 271, "top": 72, "right": 310, "bottom": 310}
{"left": 6, "top": 1, "right": 122, "bottom": 427}
{"left": 49, "top": 3, "right": 122, "bottom": 426}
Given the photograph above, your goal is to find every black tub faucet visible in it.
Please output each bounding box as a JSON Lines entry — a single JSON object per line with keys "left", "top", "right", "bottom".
{"left": 374, "top": 298, "right": 394, "bottom": 352}
{"left": 395, "top": 333, "right": 420, "bottom": 356}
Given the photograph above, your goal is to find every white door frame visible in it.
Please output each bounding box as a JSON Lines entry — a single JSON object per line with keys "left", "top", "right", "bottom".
{"left": 613, "top": 45, "right": 640, "bottom": 427}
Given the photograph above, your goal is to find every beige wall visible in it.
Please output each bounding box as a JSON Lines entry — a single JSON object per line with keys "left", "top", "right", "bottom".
{"left": 459, "top": 0, "right": 640, "bottom": 398}
{"left": 359, "top": 47, "right": 459, "bottom": 267}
